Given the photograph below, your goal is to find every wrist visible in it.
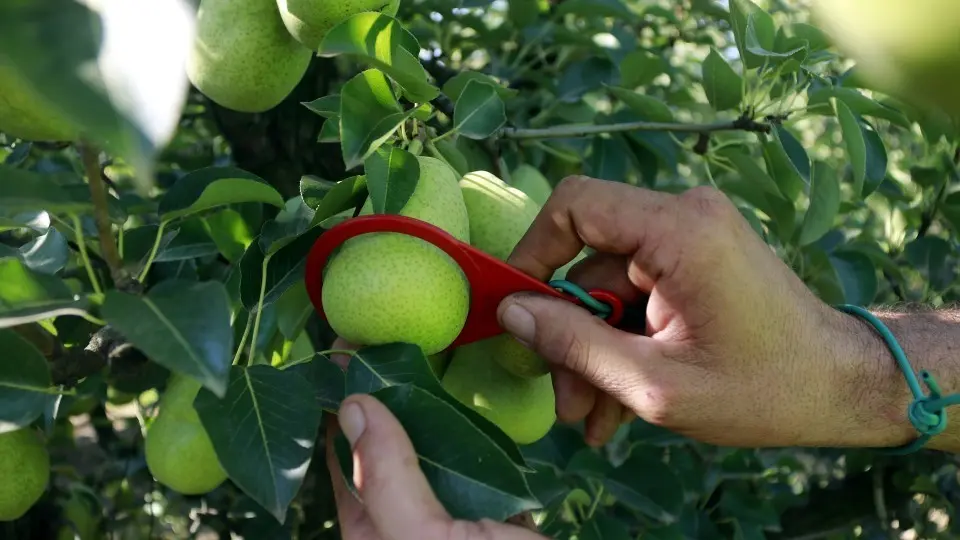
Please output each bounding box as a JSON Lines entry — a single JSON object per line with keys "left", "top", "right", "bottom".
{"left": 828, "top": 308, "right": 916, "bottom": 449}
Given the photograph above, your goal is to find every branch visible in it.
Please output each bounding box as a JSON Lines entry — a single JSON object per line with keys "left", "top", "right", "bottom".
{"left": 499, "top": 117, "right": 771, "bottom": 140}
{"left": 78, "top": 141, "right": 128, "bottom": 286}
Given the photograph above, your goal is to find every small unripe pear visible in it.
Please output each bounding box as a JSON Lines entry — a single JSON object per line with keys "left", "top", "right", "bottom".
{"left": 0, "top": 428, "right": 50, "bottom": 521}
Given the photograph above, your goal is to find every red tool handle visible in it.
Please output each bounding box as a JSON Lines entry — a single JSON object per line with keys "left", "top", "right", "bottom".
{"left": 303, "top": 214, "right": 624, "bottom": 348}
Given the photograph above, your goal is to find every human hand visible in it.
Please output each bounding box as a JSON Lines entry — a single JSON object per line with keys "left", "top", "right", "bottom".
{"left": 497, "top": 177, "right": 886, "bottom": 449}
{"left": 323, "top": 364, "right": 547, "bottom": 540}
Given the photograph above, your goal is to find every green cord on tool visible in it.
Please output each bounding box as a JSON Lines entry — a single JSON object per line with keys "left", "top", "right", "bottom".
{"left": 549, "top": 279, "right": 613, "bottom": 319}
{"left": 837, "top": 304, "right": 960, "bottom": 455}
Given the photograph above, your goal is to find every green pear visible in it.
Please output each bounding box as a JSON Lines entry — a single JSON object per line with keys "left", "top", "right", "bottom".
{"left": 509, "top": 164, "right": 553, "bottom": 206}
{"left": 277, "top": 0, "right": 393, "bottom": 51}
{"left": 322, "top": 156, "right": 471, "bottom": 356}
{"left": 144, "top": 375, "right": 227, "bottom": 495}
{"left": 459, "top": 170, "right": 540, "bottom": 261}
{"left": 187, "top": 0, "right": 313, "bottom": 113}
{"left": 811, "top": 0, "right": 960, "bottom": 117}
{"left": 0, "top": 61, "right": 77, "bottom": 142}
{"left": 0, "top": 428, "right": 50, "bottom": 521}
{"left": 441, "top": 342, "right": 556, "bottom": 445}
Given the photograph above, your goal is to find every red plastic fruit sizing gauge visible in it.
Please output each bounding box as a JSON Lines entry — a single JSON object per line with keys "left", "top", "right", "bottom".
{"left": 303, "top": 214, "right": 625, "bottom": 349}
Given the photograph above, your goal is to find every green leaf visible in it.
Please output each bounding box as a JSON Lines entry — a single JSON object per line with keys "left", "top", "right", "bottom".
{"left": 0, "top": 328, "right": 54, "bottom": 433}
{"left": 301, "top": 95, "right": 340, "bottom": 118}
{"left": 159, "top": 167, "right": 285, "bottom": 222}
{"left": 442, "top": 71, "right": 518, "bottom": 102}
{"left": 343, "top": 343, "right": 529, "bottom": 470}
{"left": 860, "top": 121, "right": 888, "bottom": 198}
{"left": 101, "top": 280, "right": 233, "bottom": 398}
{"left": 830, "top": 251, "right": 878, "bottom": 306}
{"left": 275, "top": 282, "right": 313, "bottom": 341}
{"left": 798, "top": 162, "right": 840, "bottom": 246}
{"left": 603, "top": 450, "right": 684, "bottom": 522}
{"left": 760, "top": 128, "right": 807, "bottom": 202}
{"left": 701, "top": 49, "right": 743, "bottom": 111}
{"left": 728, "top": 0, "right": 774, "bottom": 69}
{"left": 806, "top": 87, "right": 912, "bottom": 130}
{"left": 431, "top": 140, "right": 470, "bottom": 177}
{"left": 239, "top": 227, "right": 324, "bottom": 312}
{"left": 317, "top": 12, "right": 439, "bottom": 103}
{"left": 203, "top": 208, "right": 255, "bottom": 264}
{"left": 339, "top": 69, "right": 418, "bottom": 170}
{"left": 555, "top": 0, "right": 632, "bottom": 18}
{"left": 579, "top": 513, "right": 633, "bottom": 540}
{"left": 0, "top": 0, "right": 193, "bottom": 193}
{"left": 716, "top": 146, "right": 782, "bottom": 199}
{"left": 832, "top": 98, "right": 867, "bottom": 196}
{"left": 283, "top": 354, "right": 345, "bottom": 412}
{"left": 339, "top": 383, "right": 541, "bottom": 521}
{"left": 319, "top": 119, "right": 341, "bottom": 143}
{"left": 0, "top": 165, "right": 93, "bottom": 214}
{"left": 557, "top": 58, "right": 619, "bottom": 103}
{"left": 607, "top": 86, "right": 674, "bottom": 122}
{"left": 300, "top": 175, "right": 335, "bottom": 209}
{"left": 508, "top": 0, "right": 544, "bottom": 27}
{"left": 19, "top": 228, "right": 68, "bottom": 275}
{"left": 905, "top": 237, "right": 954, "bottom": 291}
{"left": 587, "top": 136, "right": 630, "bottom": 182}
{"left": 195, "top": 364, "right": 323, "bottom": 523}
{"left": 308, "top": 176, "right": 368, "bottom": 228}
{"left": 452, "top": 80, "right": 507, "bottom": 139}
{"left": 0, "top": 258, "right": 88, "bottom": 328}
{"left": 258, "top": 198, "right": 316, "bottom": 255}
{"left": 619, "top": 49, "right": 668, "bottom": 88}
{"left": 743, "top": 12, "right": 804, "bottom": 65}
{"left": 364, "top": 145, "right": 420, "bottom": 214}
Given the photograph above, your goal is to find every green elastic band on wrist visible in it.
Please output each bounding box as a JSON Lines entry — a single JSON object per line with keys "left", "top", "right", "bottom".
{"left": 836, "top": 304, "right": 960, "bottom": 455}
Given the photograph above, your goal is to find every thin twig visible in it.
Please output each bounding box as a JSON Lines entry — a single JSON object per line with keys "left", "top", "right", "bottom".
{"left": 79, "top": 141, "right": 126, "bottom": 285}
{"left": 500, "top": 117, "right": 771, "bottom": 139}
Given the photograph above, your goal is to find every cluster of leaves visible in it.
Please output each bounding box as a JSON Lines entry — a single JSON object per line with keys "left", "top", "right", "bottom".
{"left": 2, "top": 0, "right": 960, "bottom": 538}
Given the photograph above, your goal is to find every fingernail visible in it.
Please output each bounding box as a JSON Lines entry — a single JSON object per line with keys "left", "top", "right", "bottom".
{"left": 339, "top": 402, "right": 366, "bottom": 446}
{"left": 501, "top": 303, "right": 536, "bottom": 345}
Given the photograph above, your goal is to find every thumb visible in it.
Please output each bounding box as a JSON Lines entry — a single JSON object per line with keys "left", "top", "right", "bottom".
{"left": 497, "top": 293, "right": 662, "bottom": 396}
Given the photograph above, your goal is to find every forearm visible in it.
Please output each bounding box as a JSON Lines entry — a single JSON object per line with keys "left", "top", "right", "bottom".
{"left": 837, "top": 306, "right": 960, "bottom": 453}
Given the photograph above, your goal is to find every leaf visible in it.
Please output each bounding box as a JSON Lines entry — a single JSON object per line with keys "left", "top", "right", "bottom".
{"left": 579, "top": 513, "right": 633, "bottom": 540}
{"left": 159, "top": 167, "right": 285, "bottom": 222}
{"left": 19, "top": 227, "right": 68, "bottom": 275}
{"left": 619, "top": 49, "right": 667, "bottom": 88}
{"left": 283, "top": 354, "right": 345, "bottom": 412}
{"left": 317, "top": 12, "right": 439, "bottom": 103}
{"left": 728, "top": 0, "right": 774, "bottom": 69}
{"left": 101, "top": 280, "right": 233, "bottom": 397}
{"left": 0, "top": 165, "right": 93, "bottom": 214}
{"left": 860, "top": 121, "right": 888, "bottom": 198}
{"left": 701, "top": 49, "right": 743, "bottom": 111}
{"left": 275, "top": 282, "right": 313, "bottom": 341}
{"left": 364, "top": 146, "right": 420, "bottom": 214}
{"left": 340, "top": 384, "right": 541, "bottom": 521}
{"left": 798, "top": 162, "right": 840, "bottom": 246}
{"left": 431, "top": 140, "right": 469, "bottom": 177}
{"left": 203, "top": 208, "right": 255, "bottom": 264}
{"left": 760, "top": 128, "right": 807, "bottom": 202}
{"left": 905, "top": 237, "right": 954, "bottom": 291}
{"left": 239, "top": 227, "right": 324, "bottom": 312}
{"left": 830, "top": 251, "right": 878, "bottom": 306}
{"left": 743, "top": 12, "right": 804, "bottom": 65}
{"left": 259, "top": 198, "right": 316, "bottom": 255}
{"left": 195, "top": 364, "right": 323, "bottom": 523}
{"left": 301, "top": 95, "right": 340, "bottom": 118}
{"left": 716, "top": 146, "right": 782, "bottom": 199}
{"left": 308, "top": 176, "right": 368, "bottom": 227}
{"left": 806, "top": 87, "right": 912, "bottom": 130}
{"left": 587, "top": 136, "right": 630, "bottom": 181}
{"left": 603, "top": 450, "right": 684, "bottom": 522}
{"left": 318, "top": 119, "right": 341, "bottom": 143}
{"left": 343, "top": 343, "right": 529, "bottom": 469}
{"left": 557, "top": 58, "right": 619, "bottom": 103}
{"left": 452, "top": 80, "right": 507, "bottom": 139}
{"left": 442, "top": 71, "right": 518, "bottom": 102}
{"left": 0, "top": 328, "right": 54, "bottom": 434}
{"left": 607, "top": 86, "right": 674, "bottom": 122}
{"left": 299, "top": 176, "right": 335, "bottom": 209}
{"left": 832, "top": 98, "right": 867, "bottom": 196}
{"left": 339, "top": 69, "right": 418, "bottom": 170}
{"left": 0, "top": 0, "right": 195, "bottom": 193}
{"left": 0, "top": 258, "right": 88, "bottom": 328}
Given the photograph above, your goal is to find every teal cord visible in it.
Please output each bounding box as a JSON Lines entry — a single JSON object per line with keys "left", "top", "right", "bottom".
{"left": 837, "top": 304, "right": 960, "bottom": 455}
{"left": 549, "top": 279, "right": 613, "bottom": 319}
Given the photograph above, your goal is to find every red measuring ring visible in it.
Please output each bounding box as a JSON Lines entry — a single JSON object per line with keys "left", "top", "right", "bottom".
{"left": 303, "top": 214, "right": 625, "bottom": 349}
